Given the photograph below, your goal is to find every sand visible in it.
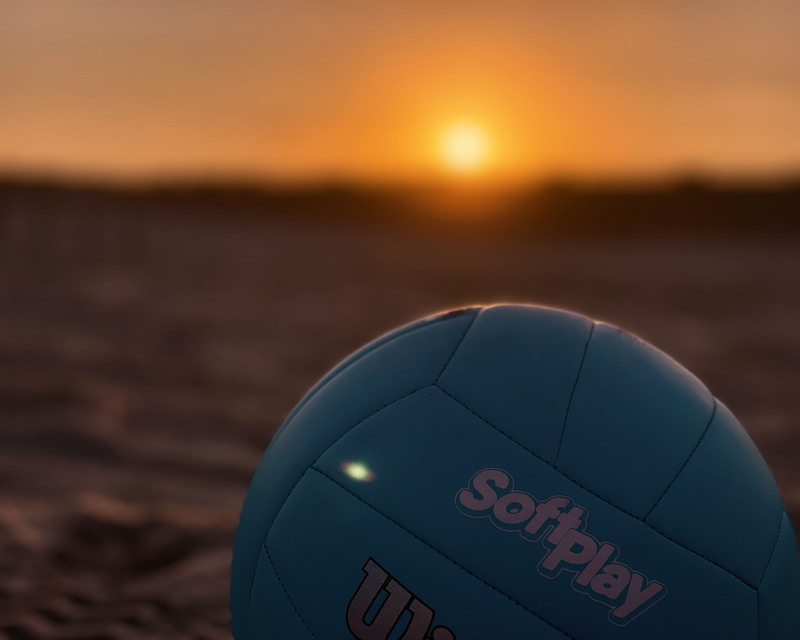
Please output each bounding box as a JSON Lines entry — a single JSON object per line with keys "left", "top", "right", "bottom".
{"left": 0, "top": 202, "right": 798, "bottom": 638}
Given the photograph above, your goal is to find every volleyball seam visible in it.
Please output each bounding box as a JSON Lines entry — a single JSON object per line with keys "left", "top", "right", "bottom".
{"left": 644, "top": 398, "right": 718, "bottom": 520}
{"left": 758, "top": 510, "right": 785, "bottom": 588}
{"left": 263, "top": 546, "right": 319, "bottom": 639}
{"left": 435, "top": 309, "right": 481, "bottom": 383}
{"left": 554, "top": 321, "right": 596, "bottom": 467}
{"left": 755, "top": 510, "right": 787, "bottom": 639}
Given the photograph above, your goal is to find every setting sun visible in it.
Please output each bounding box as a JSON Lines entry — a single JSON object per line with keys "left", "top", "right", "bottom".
{"left": 440, "top": 122, "right": 490, "bottom": 175}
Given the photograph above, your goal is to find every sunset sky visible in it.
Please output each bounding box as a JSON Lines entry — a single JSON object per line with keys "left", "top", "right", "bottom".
{"left": 1, "top": 1, "right": 799, "bottom": 183}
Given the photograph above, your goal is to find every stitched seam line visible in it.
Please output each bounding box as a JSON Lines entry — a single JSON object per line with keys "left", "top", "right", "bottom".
{"left": 312, "top": 467, "right": 576, "bottom": 640}
{"left": 555, "top": 321, "right": 596, "bottom": 467}
{"left": 434, "top": 383, "right": 756, "bottom": 590}
{"left": 758, "top": 509, "right": 785, "bottom": 587}
{"left": 644, "top": 398, "right": 717, "bottom": 520}
{"left": 243, "top": 385, "right": 429, "bottom": 639}
{"left": 756, "top": 588, "right": 761, "bottom": 640}
{"left": 263, "top": 546, "right": 319, "bottom": 639}
{"left": 435, "top": 308, "right": 481, "bottom": 383}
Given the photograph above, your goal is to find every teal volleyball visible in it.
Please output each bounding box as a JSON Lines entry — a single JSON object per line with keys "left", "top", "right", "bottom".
{"left": 231, "top": 305, "right": 800, "bottom": 640}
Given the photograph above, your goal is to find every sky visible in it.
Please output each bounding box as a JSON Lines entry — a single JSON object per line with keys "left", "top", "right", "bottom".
{"left": 1, "top": 1, "right": 799, "bottom": 183}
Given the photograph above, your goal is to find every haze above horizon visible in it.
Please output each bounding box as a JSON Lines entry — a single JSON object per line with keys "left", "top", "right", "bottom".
{"left": 1, "top": 1, "right": 799, "bottom": 184}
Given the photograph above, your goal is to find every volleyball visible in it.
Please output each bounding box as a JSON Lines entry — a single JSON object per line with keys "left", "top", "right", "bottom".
{"left": 231, "top": 304, "right": 800, "bottom": 639}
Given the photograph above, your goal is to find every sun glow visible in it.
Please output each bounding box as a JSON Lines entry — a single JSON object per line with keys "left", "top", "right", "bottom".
{"left": 440, "top": 122, "right": 490, "bottom": 175}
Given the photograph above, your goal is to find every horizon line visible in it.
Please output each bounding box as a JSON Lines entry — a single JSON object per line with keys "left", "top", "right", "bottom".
{"left": 2, "top": 167, "right": 800, "bottom": 193}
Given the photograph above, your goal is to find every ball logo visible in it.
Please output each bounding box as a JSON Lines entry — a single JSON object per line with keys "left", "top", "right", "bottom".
{"left": 347, "top": 558, "right": 456, "bottom": 640}
{"left": 455, "top": 468, "right": 667, "bottom": 625}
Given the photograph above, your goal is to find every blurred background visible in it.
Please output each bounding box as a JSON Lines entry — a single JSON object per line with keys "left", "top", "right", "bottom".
{"left": 0, "top": 2, "right": 799, "bottom": 638}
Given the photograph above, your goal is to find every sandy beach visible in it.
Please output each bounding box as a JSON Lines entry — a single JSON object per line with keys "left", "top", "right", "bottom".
{"left": 0, "top": 197, "right": 798, "bottom": 639}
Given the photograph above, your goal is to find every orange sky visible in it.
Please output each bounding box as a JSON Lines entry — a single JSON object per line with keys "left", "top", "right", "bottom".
{"left": 1, "top": 1, "right": 799, "bottom": 183}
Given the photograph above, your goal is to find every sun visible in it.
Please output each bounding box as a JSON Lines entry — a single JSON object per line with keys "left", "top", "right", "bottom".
{"left": 440, "top": 122, "right": 489, "bottom": 175}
